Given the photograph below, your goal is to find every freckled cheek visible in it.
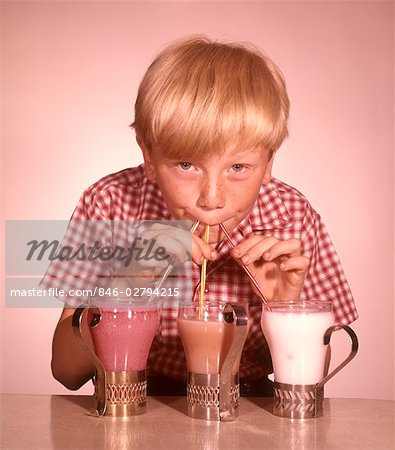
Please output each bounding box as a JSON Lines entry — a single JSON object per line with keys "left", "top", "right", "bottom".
{"left": 162, "top": 185, "right": 196, "bottom": 207}
{"left": 234, "top": 194, "right": 258, "bottom": 214}
{"left": 156, "top": 174, "right": 184, "bottom": 202}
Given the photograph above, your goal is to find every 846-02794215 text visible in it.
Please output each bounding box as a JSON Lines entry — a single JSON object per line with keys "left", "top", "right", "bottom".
{"left": 9, "top": 286, "right": 181, "bottom": 299}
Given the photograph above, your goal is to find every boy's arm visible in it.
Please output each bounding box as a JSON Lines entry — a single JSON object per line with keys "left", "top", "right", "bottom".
{"left": 51, "top": 307, "right": 95, "bottom": 390}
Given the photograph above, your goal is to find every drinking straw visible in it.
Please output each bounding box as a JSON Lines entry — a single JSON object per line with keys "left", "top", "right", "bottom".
{"left": 219, "top": 223, "right": 269, "bottom": 306}
{"left": 198, "top": 224, "right": 210, "bottom": 319}
{"left": 148, "top": 220, "right": 200, "bottom": 303}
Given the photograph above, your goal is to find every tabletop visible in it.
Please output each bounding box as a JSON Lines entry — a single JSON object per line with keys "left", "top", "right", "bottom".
{"left": 1, "top": 394, "right": 394, "bottom": 450}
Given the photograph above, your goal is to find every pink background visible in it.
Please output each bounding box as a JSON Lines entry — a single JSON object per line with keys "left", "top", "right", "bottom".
{"left": 1, "top": 1, "right": 394, "bottom": 399}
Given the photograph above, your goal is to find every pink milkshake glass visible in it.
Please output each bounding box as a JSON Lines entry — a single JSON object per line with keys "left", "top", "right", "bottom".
{"left": 73, "top": 297, "right": 160, "bottom": 417}
{"left": 177, "top": 303, "right": 248, "bottom": 421}
{"left": 261, "top": 301, "right": 358, "bottom": 419}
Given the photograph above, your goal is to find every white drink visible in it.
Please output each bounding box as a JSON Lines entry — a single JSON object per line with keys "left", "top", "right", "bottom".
{"left": 261, "top": 308, "right": 333, "bottom": 385}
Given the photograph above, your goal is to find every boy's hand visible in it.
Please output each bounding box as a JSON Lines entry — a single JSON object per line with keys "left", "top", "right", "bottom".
{"left": 140, "top": 223, "right": 218, "bottom": 266}
{"left": 230, "top": 235, "right": 309, "bottom": 301}
{"left": 111, "top": 223, "right": 217, "bottom": 290}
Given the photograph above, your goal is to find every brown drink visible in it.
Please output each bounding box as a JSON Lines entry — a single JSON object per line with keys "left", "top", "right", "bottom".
{"left": 178, "top": 315, "right": 239, "bottom": 374}
{"left": 177, "top": 303, "right": 248, "bottom": 421}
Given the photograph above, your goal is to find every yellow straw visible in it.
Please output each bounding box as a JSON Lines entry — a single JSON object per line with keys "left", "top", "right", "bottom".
{"left": 199, "top": 224, "right": 210, "bottom": 319}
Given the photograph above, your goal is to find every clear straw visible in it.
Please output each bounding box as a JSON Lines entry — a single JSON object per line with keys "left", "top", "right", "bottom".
{"left": 148, "top": 220, "right": 200, "bottom": 303}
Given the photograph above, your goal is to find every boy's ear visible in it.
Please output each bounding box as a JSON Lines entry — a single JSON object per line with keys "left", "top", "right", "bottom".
{"left": 263, "top": 151, "right": 275, "bottom": 184}
{"left": 136, "top": 136, "right": 156, "bottom": 180}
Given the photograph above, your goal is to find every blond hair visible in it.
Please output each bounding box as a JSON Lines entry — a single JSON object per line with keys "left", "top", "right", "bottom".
{"left": 132, "top": 36, "right": 289, "bottom": 158}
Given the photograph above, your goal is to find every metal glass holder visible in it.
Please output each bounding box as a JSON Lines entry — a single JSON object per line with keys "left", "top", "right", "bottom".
{"left": 187, "top": 372, "right": 240, "bottom": 421}
{"left": 100, "top": 370, "right": 147, "bottom": 417}
{"left": 273, "top": 382, "right": 324, "bottom": 419}
{"left": 272, "top": 325, "right": 359, "bottom": 419}
{"left": 73, "top": 305, "right": 148, "bottom": 417}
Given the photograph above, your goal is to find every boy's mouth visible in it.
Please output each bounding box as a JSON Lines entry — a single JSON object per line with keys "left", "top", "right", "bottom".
{"left": 181, "top": 211, "right": 240, "bottom": 241}
{"left": 185, "top": 212, "right": 231, "bottom": 227}
{"left": 192, "top": 220, "right": 234, "bottom": 243}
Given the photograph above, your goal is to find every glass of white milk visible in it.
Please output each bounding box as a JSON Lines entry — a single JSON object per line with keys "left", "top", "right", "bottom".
{"left": 261, "top": 301, "right": 358, "bottom": 419}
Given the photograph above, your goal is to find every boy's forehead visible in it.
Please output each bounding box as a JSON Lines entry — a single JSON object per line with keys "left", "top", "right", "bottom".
{"left": 158, "top": 144, "right": 269, "bottom": 161}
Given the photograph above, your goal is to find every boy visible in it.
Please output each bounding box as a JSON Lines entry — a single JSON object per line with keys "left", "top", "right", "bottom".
{"left": 48, "top": 36, "right": 358, "bottom": 395}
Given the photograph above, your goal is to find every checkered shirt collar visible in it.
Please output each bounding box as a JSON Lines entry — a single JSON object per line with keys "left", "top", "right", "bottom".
{"left": 248, "top": 179, "right": 293, "bottom": 232}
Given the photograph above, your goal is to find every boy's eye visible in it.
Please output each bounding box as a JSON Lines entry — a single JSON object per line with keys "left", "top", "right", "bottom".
{"left": 231, "top": 164, "right": 245, "bottom": 172}
{"left": 178, "top": 162, "right": 192, "bottom": 170}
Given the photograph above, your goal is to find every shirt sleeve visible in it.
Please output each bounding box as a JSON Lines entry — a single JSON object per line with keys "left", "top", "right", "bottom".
{"left": 71, "top": 185, "right": 110, "bottom": 220}
{"left": 300, "top": 206, "right": 358, "bottom": 325}
{"left": 39, "top": 188, "right": 114, "bottom": 306}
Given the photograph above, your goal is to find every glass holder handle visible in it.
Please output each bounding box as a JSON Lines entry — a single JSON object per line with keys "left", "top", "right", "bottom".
{"left": 72, "top": 305, "right": 107, "bottom": 416}
{"left": 219, "top": 304, "right": 248, "bottom": 421}
{"left": 316, "top": 325, "right": 359, "bottom": 390}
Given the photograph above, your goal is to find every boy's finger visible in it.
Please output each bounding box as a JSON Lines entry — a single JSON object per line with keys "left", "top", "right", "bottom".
{"left": 192, "top": 235, "right": 218, "bottom": 264}
{"left": 231, "top": 236, "right": 279, "bottom": 262}
{"left": 148, "top": 234, "right": 187, "bottom": 262}
{"left": 142, "top": 227, "right": 192, "bottom": 250}
{"left": 230, "top": 235, "right": 266, "bottom": 257}
{"left": 142, "top": 227, "right": 217, "bottom": 265}
{"left": 262, "top": 238, "right": 302, "bottom": 262}
{"left": 142, "top": 228, "right": 196, "bottom": 264}
{"left": 279, "top": 255, "right": 310, "bottom": 273}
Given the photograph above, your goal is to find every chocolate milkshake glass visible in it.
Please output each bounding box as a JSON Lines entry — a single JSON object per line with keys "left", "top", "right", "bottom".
{"left": 177, "top": 303, "right": 248, "bottom": 421}
{"left": 73, "top": 297, "right": 160, "bottom": 417}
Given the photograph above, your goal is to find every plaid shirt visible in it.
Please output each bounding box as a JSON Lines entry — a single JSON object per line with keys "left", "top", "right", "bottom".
{"left": 45, "top": 165, "right": 358, "bottom": 381}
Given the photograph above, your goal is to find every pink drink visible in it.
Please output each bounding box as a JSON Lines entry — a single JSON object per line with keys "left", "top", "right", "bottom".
{"left": 261, "top": 307, "right": 333, "bottom": 385}
{"left": 178, "top": 318, "right": 238, "bottom": 374}
{"left": 91, "top": 308, "right": 160, "bottom": 371}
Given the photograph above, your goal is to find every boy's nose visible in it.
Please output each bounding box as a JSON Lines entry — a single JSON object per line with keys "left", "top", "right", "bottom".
{"left": 197, "top": 176, "right": 225, "bottom": 210}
